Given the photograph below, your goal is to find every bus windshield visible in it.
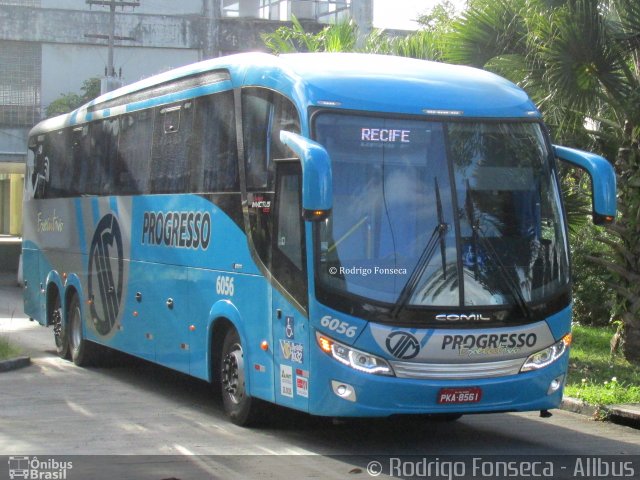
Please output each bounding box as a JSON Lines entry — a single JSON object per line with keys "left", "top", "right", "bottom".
{"left": 314, "top": 113, "right": 570, "bottom": 321}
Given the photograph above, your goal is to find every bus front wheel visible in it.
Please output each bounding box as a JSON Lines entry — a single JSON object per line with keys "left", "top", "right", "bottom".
{"left": 220, "top": 329, "right": 261, "bottom": 426}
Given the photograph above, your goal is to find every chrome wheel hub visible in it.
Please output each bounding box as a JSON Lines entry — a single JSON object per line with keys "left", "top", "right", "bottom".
{"left": 222, "top": 345, "right": 245, "bottom": 405}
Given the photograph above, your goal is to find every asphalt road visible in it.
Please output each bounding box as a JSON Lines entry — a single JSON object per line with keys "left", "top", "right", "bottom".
{"left": 1, "top": 278, "right": 639, "bottom": 479}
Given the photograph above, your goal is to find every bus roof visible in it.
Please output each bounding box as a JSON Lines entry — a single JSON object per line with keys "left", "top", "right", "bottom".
{"left": 31, "top": 52, "right": 540, "bottom": 137}
{"left": 275, "top": 53, "right": 540, "bottom": 119}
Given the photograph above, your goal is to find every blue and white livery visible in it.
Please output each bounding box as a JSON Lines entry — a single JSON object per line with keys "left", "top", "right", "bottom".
{"left": 23, "top": 53, "right": 616, "bottom": 425}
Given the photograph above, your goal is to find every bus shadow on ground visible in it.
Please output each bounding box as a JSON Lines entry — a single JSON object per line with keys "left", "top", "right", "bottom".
{"left": 79, "top": 345, "right": 467, "bottom": 432}
{"left": 62, "top": 345, "right": 640, "bottom": 458}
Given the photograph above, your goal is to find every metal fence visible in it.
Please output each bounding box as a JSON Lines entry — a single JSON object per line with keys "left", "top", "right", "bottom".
{"left": 0, "top": 41, "right": 42, "bottom": 127}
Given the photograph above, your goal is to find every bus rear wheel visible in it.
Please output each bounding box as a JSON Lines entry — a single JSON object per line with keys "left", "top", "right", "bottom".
{"left": 220, "top": 328, "right": 261, "bottom": 426}
{"left": 68, "top": 294, "right": 95, "bottom": 367}
{"left": 51, "top": 294, "right": 69, "bottom": 359}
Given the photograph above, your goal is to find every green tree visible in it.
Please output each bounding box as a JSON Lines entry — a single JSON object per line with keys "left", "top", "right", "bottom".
{"left": 446, "top": 0, "right": 640, "bottom": 361}
{"left": 262, "top": 13, "right": 446, "bottom": 60}
{"left": 46, "top": 78, "right": 101, "bottom": 118}
{"left": 262, "top": 16, "right": 356, "bottom": 53}
{"left": 262, "top": 1, "right": 640, "bottom": 361}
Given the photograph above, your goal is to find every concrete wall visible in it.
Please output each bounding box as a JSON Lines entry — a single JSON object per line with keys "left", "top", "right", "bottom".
{"left": 41, "top": 44, "right": 200, "bottom": 107}
{"left": 0, "top": 129, "right": 29, "bottom": 160}
{"left": 0, "top": 5, "right": 199, "bottom": 48}
{"left": 41, "top": 0, "right": 203, "bottom": 15}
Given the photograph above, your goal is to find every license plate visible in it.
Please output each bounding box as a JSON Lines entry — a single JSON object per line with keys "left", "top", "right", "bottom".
{"left": 437, "top": 387, "right": 482, "bottom": 404}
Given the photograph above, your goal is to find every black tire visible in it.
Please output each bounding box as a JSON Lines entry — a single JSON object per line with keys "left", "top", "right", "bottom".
{"left": 68, "top": 294, "right": 96, "bottom": 367}
{"left": 51, "top": 294, "right": 69, "bottom": 359}
{"left": 220, "top": 328, "right": 262, "bottom": 426}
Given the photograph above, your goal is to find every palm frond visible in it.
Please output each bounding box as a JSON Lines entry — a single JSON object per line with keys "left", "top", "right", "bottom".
{"left": 445, "top": 0, "right": 529, "bottom": 67}
{"left": 541, "top": 1, "right": 630, "bottom": 109}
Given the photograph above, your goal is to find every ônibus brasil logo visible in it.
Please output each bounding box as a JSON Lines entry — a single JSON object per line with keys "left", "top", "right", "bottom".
{"left": 88, "top": 213, "right": 123, "bottom": 336}
{"left": 385, "top": 331, "right": 420, "bottom": 360}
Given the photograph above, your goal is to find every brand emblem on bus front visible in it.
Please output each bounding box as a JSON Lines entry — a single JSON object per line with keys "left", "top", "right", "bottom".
{"left": 435, "top": 313, "right": 492, "bottom": 322}
{"left": 88, "top": 213, "right": 124, "bottom": 336}
{"left": 385, "top": 331, "right": 420, "bottom": 360}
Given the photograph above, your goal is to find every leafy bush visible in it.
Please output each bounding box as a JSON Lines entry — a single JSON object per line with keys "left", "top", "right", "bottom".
{"left": 570, "top": 222, "right": 615, "bottom": 326}
{"left": 565, "top": 325, "right": 640, "bottom": 405}
{"left": 561, "top": 170, "right": 615, "bottom": 327}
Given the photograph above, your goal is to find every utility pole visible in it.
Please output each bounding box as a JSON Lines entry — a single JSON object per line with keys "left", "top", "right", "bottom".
{"left": 351, "top": 0, "right": 373, "bottom": 49}
{"left": 85, "top": 0, "right": 140, "bottom": 93}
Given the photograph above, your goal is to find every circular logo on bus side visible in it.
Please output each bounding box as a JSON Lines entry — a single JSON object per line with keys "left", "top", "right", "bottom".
{"left": 88, "top": 213, "right": 123, "bottom": 336}
{"left": 385, "top": 331, "right": 420, "bottom": 360}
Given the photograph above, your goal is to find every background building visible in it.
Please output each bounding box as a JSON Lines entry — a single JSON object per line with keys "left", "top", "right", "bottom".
{"left": 0, "top": 0, "right": 373, "bottom": 241}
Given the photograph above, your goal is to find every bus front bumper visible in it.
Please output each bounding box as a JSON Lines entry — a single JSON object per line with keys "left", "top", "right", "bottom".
{"left": 307, "top": 349, "right": 569, "bottom": 417}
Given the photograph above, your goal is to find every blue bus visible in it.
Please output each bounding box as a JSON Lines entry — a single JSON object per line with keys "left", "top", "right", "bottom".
{"left": 23, "top": 53, "right": 616, "bottom": 425}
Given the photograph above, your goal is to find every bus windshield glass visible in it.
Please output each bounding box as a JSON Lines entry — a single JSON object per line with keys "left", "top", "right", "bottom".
{"left": 314, "top": 113, "right": 569, "bottom": 316}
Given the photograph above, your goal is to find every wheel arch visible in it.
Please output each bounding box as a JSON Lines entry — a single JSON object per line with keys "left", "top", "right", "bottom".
{"left": 207, "top": 300, "right": 248, "bottom": 386}
{"left": 45, "top": 271, "right": 63, "bottom": 326}
{"left": 63, "top": 274, "right": 85, "bottom": 318}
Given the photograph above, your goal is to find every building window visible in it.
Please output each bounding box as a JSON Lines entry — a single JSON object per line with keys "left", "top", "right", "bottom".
{"left": 222, "top": 0, "right": 351, "bottom": 23}
{"left": 0, "top": 41, "right": 42, "bottom": 127}
{"left": 0, "top": 1, "right": 41, "bottom": 5}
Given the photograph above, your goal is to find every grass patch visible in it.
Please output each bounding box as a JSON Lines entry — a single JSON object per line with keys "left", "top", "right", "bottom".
{"left": 565, "top": 324, "right": 640, "bottom": 406}
{"left": 0, "top": 335, "right": 22, "bottom": 361}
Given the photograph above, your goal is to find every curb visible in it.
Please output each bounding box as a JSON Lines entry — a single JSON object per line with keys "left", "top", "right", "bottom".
{"left": 607, "top": 403, "right": 640, "bottom": 428}
{"left": 0, "top": 356, "right": 31, "bottom": 373}
{"left": 561, "top": 396, "right": 640, "bottom": 429}
{"left": 561, "top": 397, "right": 600, "bottom": 418}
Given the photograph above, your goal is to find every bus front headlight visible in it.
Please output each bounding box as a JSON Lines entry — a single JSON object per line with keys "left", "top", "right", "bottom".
{"left": 316, "top": 332, "right": 394, "bottom": 376}
{"left": 520, "top": 333, "right": 572, "bottom": 372}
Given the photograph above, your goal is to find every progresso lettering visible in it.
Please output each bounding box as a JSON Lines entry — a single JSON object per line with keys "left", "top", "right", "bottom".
{"left": 142, "top": 211, "right": 211, "bottom": 250}
{"left": 441, "top": 333, "right": 537, "bottom": 350}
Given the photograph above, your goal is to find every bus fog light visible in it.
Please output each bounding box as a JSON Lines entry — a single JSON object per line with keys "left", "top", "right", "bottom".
{"left": 331, "top": 380, "right": 356, "bottom": 402}
{"left": 316, "top": 332, "right": 394, "bottom": 376}
{"left": 520, "top": 333, "right": 571, "bottom": 372}
{"left": 548, "top": 375, "right": 564, "bottom": 394}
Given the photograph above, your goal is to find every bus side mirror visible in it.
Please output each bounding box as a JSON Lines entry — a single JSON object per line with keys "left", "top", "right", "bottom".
{"left": 553, "top": 145, "right": 617, "bottom": 225}
{"left": 280, "top": 131, "right": 333, "bottom": 221}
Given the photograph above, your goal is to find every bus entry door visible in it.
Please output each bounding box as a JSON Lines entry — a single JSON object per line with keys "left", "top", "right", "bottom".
{"left": 271, "top": 160, "right": 310, "bottom": 409}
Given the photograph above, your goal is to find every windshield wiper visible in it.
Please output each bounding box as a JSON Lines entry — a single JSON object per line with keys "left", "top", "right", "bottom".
{"left": 391, "top": 178, "right": 448, "bottom": 319}
{"left": 464, "top": 182, "right": 533, "bottom": 322}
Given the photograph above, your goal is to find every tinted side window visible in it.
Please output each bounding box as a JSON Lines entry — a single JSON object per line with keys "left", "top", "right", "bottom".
{"left": 191, "top": 91, "right": 239, "bottom": 193}
{"left": 71, "top": 126, "right": 91, "bottom": 196}
{"left": 32, "top": 91, "right": 240, "bottom": 198}
{"left": 43, "top": 130, "right": 71, "bottom": 198}
{"left": 118, "top": 109, "right": 153, "bottom": 195}
{"left": 242, "top": 89, "right": 301, "bottom": 270}
{"left": 241, "top": 89, "right": 300, "bottom": 191}
{"left": 150, "top": 101, "right": 194, "bottom": 194}
{"left": 276, "top": 173, "right": 303, "bottom": 269}
{"left": 89, "top": 119, "right": 119, "bottom": 195}
{"left": 30, "top": 137, "right": 47, "bottom": 199}
{"left": 273, "top": 162, "right": 307, "bottom": 309}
